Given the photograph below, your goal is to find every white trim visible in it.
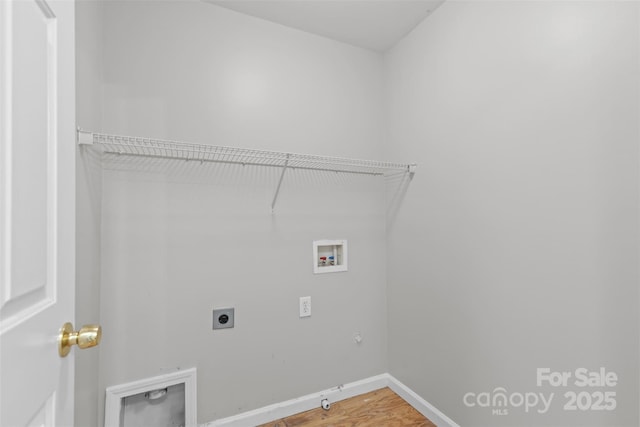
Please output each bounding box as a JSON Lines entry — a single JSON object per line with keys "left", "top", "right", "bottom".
{"left": 105, "top": 368, "right": 197, "bottom": 427}
{"left": 205, "top": 373, "right": 459, "bottom": 427}
{"left": 386, "top": 375, "right": 460, "bottom": 427}
{"left": 206, "top": 374, "right": 388, "bottom": 427}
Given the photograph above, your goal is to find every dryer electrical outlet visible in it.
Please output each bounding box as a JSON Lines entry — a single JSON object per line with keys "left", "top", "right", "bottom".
{"left": 212, "top": 308, "right": 235, "bottom": 329}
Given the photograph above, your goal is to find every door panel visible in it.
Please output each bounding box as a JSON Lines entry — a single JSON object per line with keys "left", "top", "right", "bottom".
{"left": 1, "top": 0, "right": 56, "bottom": 330}
{"left": 0, "top": 0, "right": 75, "bottom": 425}
{"left": 26, "top": 394, "right": 56, "bottom": 427}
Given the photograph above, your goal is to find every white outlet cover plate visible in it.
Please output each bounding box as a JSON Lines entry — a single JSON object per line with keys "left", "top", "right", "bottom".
{"left": 299, "top": 296, "right": 311, "bottom": 317}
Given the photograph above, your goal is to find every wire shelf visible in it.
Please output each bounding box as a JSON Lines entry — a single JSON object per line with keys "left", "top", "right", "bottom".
{"left": 78, "top": 130, "right": 416, "bottom": 212}
{"left": 79, "top": 131, "right": 415, "bottom": 176}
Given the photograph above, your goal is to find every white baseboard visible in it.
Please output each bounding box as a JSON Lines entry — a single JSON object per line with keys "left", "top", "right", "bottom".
{"left": 204, "top": 373, "right": 459, "bottom": 427}
{"left": 386, "top": 375, "right": 460, "bottom": 427}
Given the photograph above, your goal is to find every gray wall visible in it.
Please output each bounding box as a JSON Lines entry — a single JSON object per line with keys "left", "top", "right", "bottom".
{"left": 96, "top": 1, "right": 388, "bottom": 424}
{"left": 75, "top": 0, "right": 104, "bottom": 426}
{"left": 384, "top": 2, "right": 639, "bottom": 426}
{"left": 75, "top": 1, "right": 640, "bottom": 426}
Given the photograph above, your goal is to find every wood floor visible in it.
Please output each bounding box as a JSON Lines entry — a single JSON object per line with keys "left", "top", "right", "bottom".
{"left": 257, "top": 387, "right": 436, "bottom": 427}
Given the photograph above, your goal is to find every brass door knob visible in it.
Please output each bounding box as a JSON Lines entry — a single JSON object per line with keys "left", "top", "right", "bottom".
{"left": 58, "top": 322, "right": 102, "bottom": 357}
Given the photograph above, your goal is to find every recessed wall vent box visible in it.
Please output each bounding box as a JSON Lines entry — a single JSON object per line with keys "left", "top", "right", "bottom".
{"left": 313, "top": 239, "right": 348, "bottom": 274}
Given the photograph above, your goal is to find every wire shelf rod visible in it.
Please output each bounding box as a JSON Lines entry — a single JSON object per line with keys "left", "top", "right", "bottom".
{"left": 79, "top": 130, "right": 415, "bottom": 175}
{"left": 77, "top": 129, "right": 416, "bottom": 211}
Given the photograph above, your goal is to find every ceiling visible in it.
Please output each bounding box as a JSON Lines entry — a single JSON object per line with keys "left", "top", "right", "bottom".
{"left": 205, "top": 0, "right": 446, "bottom": 52}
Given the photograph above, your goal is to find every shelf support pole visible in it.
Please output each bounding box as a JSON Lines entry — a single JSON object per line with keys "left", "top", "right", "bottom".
{"left": 271, "top": 154, "right": 290, "bottom": 213}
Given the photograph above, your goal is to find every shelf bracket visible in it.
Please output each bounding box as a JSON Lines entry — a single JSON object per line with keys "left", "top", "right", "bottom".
{"left": 271, "top": 154, "right": 290, "bottom": 213}
{"left": 408, "top": 163, "right": 417, "bottom": 178}
{"left": 77, "top": 128, "right": 94, "bottom": 146}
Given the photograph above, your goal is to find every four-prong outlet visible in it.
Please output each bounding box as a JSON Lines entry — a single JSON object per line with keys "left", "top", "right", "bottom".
{"left": 213, "top": 308, "right": 235, "bottom": 329}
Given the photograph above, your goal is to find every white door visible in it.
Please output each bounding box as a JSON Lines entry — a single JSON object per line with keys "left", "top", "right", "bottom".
{"left": 0, "top": 0, "right": 77, "bottom": 426}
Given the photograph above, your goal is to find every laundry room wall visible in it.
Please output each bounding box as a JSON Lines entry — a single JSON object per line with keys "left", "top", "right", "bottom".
{"left": 75, "top": 0, "right": 104, "bottom": 425}
{"left": 96, "top": 0, "right": 388, "bottom": 423}
{"left": 384, "top": 2, "right": 639, "bottom": 426}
